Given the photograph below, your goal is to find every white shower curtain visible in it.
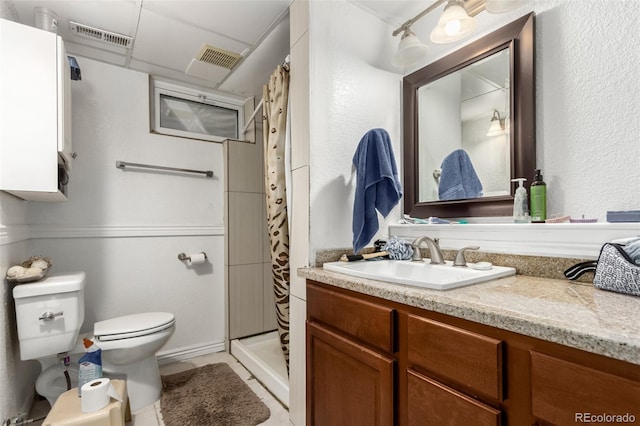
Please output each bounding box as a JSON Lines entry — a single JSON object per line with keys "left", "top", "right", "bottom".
{"left": 262, "top": 64, "right": 290, "bottom": 373}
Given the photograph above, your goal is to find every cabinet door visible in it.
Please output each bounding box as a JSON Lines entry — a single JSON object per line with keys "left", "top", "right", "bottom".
{"left": 0, "top": 20, "right": 58, "bottom": 194}
{"left": 407, "top": 369, "right": 501, "bottom": 426}
{"left": 307, "top": 322, "right": 394, "bottom": 426}
{"left": 0, "top": 20, "right": 68, "bottom": 200}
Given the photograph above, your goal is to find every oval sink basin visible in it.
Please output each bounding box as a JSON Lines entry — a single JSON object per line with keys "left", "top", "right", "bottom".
{"left": 323, "top": 259, "right": 516, "bottom": 290}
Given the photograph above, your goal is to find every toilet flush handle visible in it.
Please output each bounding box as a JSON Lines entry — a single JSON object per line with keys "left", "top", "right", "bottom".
{"left": 39, "top": 311, "right": 63, "bottom": 321}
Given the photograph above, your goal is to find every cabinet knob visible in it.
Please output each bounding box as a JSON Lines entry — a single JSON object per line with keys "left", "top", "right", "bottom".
{"left": 71, "top": 152, "right": 78, "bottom": 159}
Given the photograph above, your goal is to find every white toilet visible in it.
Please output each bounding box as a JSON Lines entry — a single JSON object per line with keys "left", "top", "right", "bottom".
{"left": 12, "top": 272, "right": 175, "bottom": 412}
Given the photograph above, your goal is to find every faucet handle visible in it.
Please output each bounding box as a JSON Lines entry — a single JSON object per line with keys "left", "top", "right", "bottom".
{"left": 453, "top": 246, "right": 480, "bottom": 267}
{"left": 411, "top": 243, "right": 423, "bottom": 261}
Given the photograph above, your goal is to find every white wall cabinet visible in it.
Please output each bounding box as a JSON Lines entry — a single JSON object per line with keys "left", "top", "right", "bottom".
{"left": 0, "top": 19, "right": 72, "bottom": 201}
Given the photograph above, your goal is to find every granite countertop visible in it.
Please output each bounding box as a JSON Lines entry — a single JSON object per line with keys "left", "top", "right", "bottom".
{"left": 299, "top": 267, "right": 640, "bottom": 366}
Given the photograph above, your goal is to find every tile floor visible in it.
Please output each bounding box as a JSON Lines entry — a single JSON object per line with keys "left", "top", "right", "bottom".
{"left": 30, "top": 352, "right": 290, "bottom": 426}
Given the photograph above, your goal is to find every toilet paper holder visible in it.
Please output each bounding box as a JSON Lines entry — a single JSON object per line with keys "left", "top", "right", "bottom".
{"left": 177, "top": 252, "right": 208, "bottom": 262}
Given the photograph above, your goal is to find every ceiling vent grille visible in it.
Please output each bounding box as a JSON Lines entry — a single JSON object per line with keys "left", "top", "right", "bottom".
{"left": 69, "top": 21, "right": 133, "bottom": 48}
{"left": 195, "top": 44, "right": 242, "bottom": 70}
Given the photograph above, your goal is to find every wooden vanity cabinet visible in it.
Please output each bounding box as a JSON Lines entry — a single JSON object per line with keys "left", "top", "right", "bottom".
{"left": 306, "top": 283, "right": 396, "bottom": 426}
{"left": 306, "top": 280, "right": 640, "bottom": 426}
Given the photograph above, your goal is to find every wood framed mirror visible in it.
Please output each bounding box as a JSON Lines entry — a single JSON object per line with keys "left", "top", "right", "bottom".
{"left": 403, "top": 13, "right": 535, "bottom": 218}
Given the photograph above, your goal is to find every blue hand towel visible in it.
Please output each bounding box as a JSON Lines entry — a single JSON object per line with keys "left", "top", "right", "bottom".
{"left": 352, "top": 129, "right": 402, "bottom": 254}
{"left": 438, "top": 149, "right": 483, "bottom": 201}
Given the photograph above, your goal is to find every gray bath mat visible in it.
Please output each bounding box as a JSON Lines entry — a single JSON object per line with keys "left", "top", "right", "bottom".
{"left": 160, "top": 363, "right": 270, "bottom": 426}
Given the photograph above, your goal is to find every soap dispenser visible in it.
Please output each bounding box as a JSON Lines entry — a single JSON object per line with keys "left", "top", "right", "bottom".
{"left": 530, "top": 169, "right": 547, "bottom": 223}
{"left": 511, "top": 178, "right": 531, "bottom": 223}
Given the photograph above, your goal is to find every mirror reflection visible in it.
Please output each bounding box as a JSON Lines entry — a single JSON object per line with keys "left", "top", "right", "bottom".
{"left": 403, "top": 13, "right": 535, "bottom": 218}
{"left": 418, "top": 48, "right": 511, "bottom": 202}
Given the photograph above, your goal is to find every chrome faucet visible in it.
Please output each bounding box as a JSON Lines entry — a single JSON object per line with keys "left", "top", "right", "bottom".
{"left": 411, "top": 236, "right": 445, "bottom": 264}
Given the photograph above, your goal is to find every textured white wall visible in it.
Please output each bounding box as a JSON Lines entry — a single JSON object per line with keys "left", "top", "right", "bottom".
{"left": 308, "top": 0, "right": 402, "bottom": 255}
{"left": 534, "top": 1, "right": 640, "bottom": 220}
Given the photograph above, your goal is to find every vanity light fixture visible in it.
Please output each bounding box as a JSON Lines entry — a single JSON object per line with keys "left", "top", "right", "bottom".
{"left": 391, "top": 0, "right": 448, "bottom": 67}
{"left": 392, "top": 27, "right": 430, "bottom": 67}
{"left": 430, "top": 0, "right": 478, "bottom": 44}
{"left": 486, "top": 110, "right": 506, "bottom": 136}
{"left": 391, "top": 0, "right": 528, "bottom": 67}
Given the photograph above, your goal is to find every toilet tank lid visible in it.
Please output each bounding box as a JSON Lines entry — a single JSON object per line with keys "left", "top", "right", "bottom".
{"left": 13, "top": 272, "right": 86, "bottom": 299}
{"left": 94, "top": 312, "right": 175, "bottom": 338}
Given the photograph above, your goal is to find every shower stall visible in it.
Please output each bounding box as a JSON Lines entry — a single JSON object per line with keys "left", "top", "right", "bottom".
{"left": 223, "top": 111, "right": 290, "bottom": 407}
{"left": 231, "top": 331, "right": 289, "bottom": 406}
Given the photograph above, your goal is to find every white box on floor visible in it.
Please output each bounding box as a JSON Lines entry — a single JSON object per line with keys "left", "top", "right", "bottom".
{"left": 43, "top": 379, "right": 130, "bottom": 426}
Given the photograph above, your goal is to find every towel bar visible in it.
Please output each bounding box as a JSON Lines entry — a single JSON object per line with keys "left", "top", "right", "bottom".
{"left": 116, "top": 161, "right": 213, "bottom": 178}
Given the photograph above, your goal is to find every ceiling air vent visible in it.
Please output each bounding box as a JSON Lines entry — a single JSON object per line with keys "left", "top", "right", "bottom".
{"left": 69, "top": 21, "right": 133, "bottom": 48}
{"left": 195, "top": 44, "right": 242, "bottom": 70}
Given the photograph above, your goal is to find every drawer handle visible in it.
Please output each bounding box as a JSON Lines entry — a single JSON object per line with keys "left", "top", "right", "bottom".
{"left": 39, "top": 311, "right": 63, "bottom": 321}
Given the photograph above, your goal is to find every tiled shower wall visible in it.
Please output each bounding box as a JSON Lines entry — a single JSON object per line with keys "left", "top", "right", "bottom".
{"left": 224, "top": 104, "right": 277, "bottom": 342}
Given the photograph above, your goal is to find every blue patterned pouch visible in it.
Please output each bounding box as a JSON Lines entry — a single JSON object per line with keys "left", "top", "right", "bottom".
{"left": 593, "top": 243, "right": 640, "bottom": 297}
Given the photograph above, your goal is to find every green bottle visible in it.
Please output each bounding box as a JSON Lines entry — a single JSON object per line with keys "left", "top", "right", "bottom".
{"left": 530, "top": 169, "right": 546, "bottom": 223}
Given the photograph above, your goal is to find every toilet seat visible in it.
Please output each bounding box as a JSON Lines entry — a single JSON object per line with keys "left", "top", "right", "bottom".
{"left": 94, "top": 312, "right": 175, "bottom": 341}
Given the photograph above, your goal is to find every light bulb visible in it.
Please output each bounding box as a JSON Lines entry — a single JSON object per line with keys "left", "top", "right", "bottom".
{"left": 445, "top": 20, "right": 461, "bottom": 36}
{"left": 430, "top": 0, "right": 477, "bottom": 44}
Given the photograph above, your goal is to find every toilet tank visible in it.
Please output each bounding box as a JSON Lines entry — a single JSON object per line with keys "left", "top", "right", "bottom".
{"left": 13, "top": 272, "right": 86, "bottom": 360}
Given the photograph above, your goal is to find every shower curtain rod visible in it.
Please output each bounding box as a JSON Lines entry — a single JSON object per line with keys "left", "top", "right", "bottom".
{"left": 242, "top": 98, "right": 264, "bottom": 135}
{"left": 241, "top": 55, "right": 290, "bottom": 135}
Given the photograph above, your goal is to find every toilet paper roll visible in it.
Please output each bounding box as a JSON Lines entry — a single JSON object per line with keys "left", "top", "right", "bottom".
{"left": 187, "top": 252, "right": 206, "bottom": 265}
{"left": 80, "top": 378, "right": 122, "bottom": 413}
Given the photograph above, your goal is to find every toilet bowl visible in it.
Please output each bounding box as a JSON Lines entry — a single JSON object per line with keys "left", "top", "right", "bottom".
{"left": 94, "top": 312, "right": 176, "bottom": 412}
{"left": 13, "top": 272, "right": 176, "bottom": 412}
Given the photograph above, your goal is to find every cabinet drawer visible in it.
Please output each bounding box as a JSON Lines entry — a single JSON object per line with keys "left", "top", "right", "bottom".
{"left": 407, "top": 315, "right": 503, "bottom": 400}
{"left": 531, "top": 351, "right": 640, "bottom": 425}
{"left": 407, "top": 369, "right": 501, "bottom": 426}
{"left": 307, "top": 283, "right": 395, "bottom": 353}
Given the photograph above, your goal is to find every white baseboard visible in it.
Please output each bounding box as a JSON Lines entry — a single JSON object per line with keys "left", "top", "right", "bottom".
{"left": 157, "top": 340, "right": 226, "bottom": 366}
